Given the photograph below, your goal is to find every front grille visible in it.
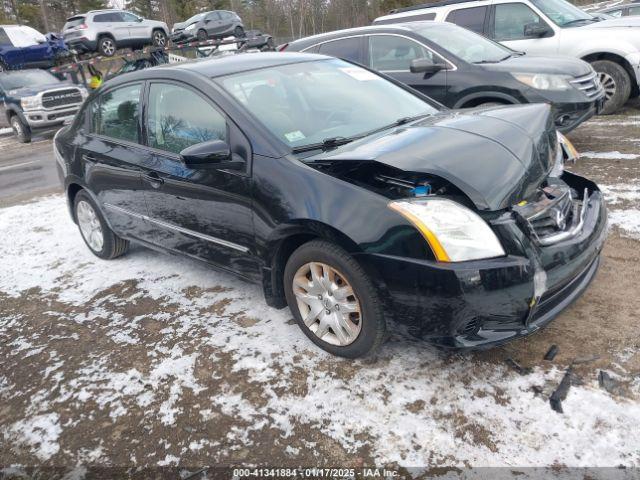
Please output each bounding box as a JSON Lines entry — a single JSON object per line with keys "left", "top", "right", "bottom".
{"left": 514, "top": 181, "right": 586, "bottom": 246}
{"left": 570, "top": 72, "right": 604, "bottom": 99}
{"left": 42, "top": 88, "right": 83, "bottom": 109}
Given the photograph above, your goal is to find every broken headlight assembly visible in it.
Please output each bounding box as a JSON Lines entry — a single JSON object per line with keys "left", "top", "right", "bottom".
{"left": 388, "top": 198, "right": 505, "bottom": 262}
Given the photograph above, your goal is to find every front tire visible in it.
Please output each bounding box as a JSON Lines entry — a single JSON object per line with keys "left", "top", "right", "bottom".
{"left": 74, "top": 190, "right": 129, "bottom": 260}
{"left": 98, "top": 36, "right": 116, "bottom": 57}
{"left": 591, "top": 59, "right": 631, "bottom": 115}
{"left": 283, "top": 240, "right": 386, "bottom": 358}
{"left": 152, "top": 29, "right": 167, "bottom": 47}
{"left": 197, "top": 29, "right": 208, "bottom": 42}
{"left": 10, "top": 115, "right": 31, "bottom": 143}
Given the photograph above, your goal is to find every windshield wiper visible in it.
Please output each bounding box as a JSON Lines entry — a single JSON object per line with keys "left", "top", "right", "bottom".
{"left": 562, "top": 18, "right": 597, "bottom": 26}
{"left": 359, "top": 113, "right": 432, "bottom": 138}
{"left": 291, "top": 136, "right": 354, "bottom": 153}
{"left": 474, "top": 53, "right": 516, "bottom": 64}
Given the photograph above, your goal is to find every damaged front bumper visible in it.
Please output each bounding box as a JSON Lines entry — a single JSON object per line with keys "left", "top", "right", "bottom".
{"left": 355, "top": 171, "right": 608, "bottom": 349}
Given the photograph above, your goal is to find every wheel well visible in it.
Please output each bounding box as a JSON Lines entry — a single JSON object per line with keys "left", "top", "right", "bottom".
{"left": 67, "top": 183, "right": 83, "bottom": 222}
{"left": 98, "top": 33, "right": 115, "bottom": 41}
{"left": 582, "top": 52, "right": 639, "bottom": 97}
{"left": 460, "top": 97, "right": 511, "bottom": 108}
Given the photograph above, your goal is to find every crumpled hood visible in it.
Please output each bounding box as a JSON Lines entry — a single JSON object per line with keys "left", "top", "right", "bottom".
{"left": 481, "top": 55, "right": 592, "bottom": 77}
{"left": 308, "top": 103, "right": 556, "bottom": 211}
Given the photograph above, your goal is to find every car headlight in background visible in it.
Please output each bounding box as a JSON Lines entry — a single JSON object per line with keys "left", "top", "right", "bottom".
{"left": 21, "top": 95, "right": 41, "bottom": 110}
{"left": 513, "top": 73, "right": 572, "bottom": 91}
{"left": 389, "top": 198, "right": 505, "bottom": 262}
{"left": 185, "top": 23, "right": 196, "bottom": 31}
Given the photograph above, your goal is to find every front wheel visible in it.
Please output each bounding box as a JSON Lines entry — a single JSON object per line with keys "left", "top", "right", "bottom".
{"left": 197, "top": 29, "right": 208, "bottom": 42}
{"left": 10, "top": 115, "right": 31, "bottom": 143}
{"left": 74, "top": 190, "right": 129, "bottom": 259}
{"left": 591, "top": 59, "right": 631, "bottom": 115}
{"left": 283, "top": 240, "right": 387, "bottom": 358}
{"left": 152, "top": 29, "right": 167, "bottom": 47}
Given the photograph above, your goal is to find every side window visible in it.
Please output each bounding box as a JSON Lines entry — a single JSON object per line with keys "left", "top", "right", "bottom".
{"left": 317, "top": 37, "right": 363, "bottom": 63}
{"left": 121, "top": 12, "right": 140, "bottom": 22}
{"left": 627, "top": 6, "right": 640, "bottom": 15}
{"left": 208, "top": 12, "right": 221, "bottom": 20}
{"left": 446, "top": 6, "right": 488, "bottom": 34}
{"left": 147, "top": 83, "right": 227, "bottom": 155}
{"left": 93, "top": 13, "right": 110, "bottom": 23}
{"left": 91, "top": 83, "right": 141, "bottom": 143}
{"left": 0, "top": 28, "right": 11, "bottom": 46}
{"left": 369, "top": 35, "right": 433, "bottom": 72}
{"left": 494, "top": 3, "right": 548, "bottom": 41}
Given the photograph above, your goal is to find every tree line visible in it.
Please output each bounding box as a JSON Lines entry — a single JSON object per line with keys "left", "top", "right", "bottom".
{"left": 0, "top": 0, "right": 419, "bottom": 41}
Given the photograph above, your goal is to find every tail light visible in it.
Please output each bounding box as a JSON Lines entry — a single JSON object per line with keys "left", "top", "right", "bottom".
{"left": 78, "top": 23, "right": 88, "bottom": 29}
{"left": 277, "top": 43, "right": 289, "bottom": 51}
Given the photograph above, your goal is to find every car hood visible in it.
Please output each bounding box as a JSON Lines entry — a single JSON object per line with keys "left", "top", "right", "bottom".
{"left": 172, "top": 21, "right": 192, "bottom": 31}
{"left": 306, "top": 103, "right": 556, "bottom": 211}
{"left": 584, "top": 17, "right": 640, "bottom": 28}
{"left": 481, "top": 54, "right": 593, "bottom": 77}
{"left": 7, "top": 82, "right": 75, "bottom": 97}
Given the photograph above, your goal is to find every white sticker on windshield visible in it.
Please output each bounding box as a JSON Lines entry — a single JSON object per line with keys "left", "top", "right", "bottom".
{"left": 340, "top": 67, "right": 378, "bottom": 81}
{"left": 285, "top": 130, "right": 306, "bottom": 142}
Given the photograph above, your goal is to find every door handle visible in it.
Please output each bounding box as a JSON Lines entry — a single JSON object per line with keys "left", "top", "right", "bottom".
{"left": 143, "top": 171, "right": 164, "bottom": 188}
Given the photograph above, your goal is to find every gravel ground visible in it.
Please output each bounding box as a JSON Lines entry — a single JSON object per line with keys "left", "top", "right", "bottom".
{"left": 0, "top": 103, "right": 639, "bottom": 475}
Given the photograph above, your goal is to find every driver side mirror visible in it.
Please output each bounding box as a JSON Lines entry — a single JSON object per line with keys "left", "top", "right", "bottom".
{"left": 180, "top": 140, "right": 244, "bottom": 170}
{"left": 136, "top": 17, "right": 143, "bottom": 22}
{"left": 523, "top": 22, "right": 552, "bottom": 38}
{"left": 410, "top": 57, "right": 447, "bottom": 74}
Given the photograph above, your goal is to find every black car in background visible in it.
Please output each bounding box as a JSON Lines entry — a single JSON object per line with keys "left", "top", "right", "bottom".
{"left": 283, "top": 22, "right": 605, "bottom": 133}
{"left": 54, "top": 53, "right": 606, "bottom": 358}
{"left": 171, "top": 10, "right": 245, "bottom": 43}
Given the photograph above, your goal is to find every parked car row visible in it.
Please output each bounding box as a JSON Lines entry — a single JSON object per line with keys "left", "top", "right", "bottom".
{"left": 53, "top": 53, "right": 608, "bottom": 358}
{"left": 371, "top": 0, "right": 640, "bottom": 114}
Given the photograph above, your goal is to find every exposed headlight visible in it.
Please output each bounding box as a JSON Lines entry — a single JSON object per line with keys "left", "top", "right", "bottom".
{"left": 388, "top": 198, "right": 505, "bottom": 262}
{"left": 21, "top": 95, "right": 41, "bottom": 110}
{"left": 513, "top": 73, "right": 572, "bottom": 91}
{"left": 185, "top": 23, "right": 196, "bottom": 31}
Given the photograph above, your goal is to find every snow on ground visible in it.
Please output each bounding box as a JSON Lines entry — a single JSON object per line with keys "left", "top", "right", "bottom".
{"left": 0, "top": 128, "right": 11, "bottom": 136}
{"left": 581, "top": 151, "right": 639, "bottom": 160}
{"left": 1, "top": 196, "right": 640, "bottom": 468}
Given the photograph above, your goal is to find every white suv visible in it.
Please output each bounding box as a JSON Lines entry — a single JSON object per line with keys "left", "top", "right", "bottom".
{"left": 62, "top": 10, "right": 169, "bottom": 57}
{"left": 374, "top": 0, "right": 640, "bottom": 113}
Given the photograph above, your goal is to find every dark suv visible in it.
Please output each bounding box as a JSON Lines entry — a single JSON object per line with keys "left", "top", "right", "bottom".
{"left": 0, "top": 69, "right": 86, "bottom": 142}
{"left": 283, "top": 22, "right": 605, "bottom": 132}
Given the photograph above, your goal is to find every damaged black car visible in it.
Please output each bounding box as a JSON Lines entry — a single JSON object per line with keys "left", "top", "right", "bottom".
{"left": 54, "top": 53, "right": 608, "bottom": 358}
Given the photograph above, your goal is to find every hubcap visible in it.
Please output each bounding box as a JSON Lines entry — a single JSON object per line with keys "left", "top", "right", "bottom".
{"left": 11, "top": 119, "right": 22, "bottom": 136}
{"left": 102, "top": 40, "right": 115, "bottom": 55}
{"left": 77, "top": 200, "right": 104, "bottom": 252}
{"left": 154, "top": 32, "right": 165, "bottom": 46}
{"left": 292, "top": 262, "right": 362, "bottom": 346}
{"left": 598, "top": 72, "right": 616, "bottom": 101}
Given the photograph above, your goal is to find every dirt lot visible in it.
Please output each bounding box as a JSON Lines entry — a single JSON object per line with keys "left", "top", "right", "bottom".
{"left": 0, "top": 103, "right": 639, "bottom": 475}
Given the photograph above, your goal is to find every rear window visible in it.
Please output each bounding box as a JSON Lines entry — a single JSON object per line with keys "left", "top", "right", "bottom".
{"left": 446, "top": 6, "right": 488, "bottom": 34}
{"left": 64, "top": 16, "right": 85, "bottom": 30}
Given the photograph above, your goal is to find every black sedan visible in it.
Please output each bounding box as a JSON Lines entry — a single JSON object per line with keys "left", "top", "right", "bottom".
{"left": 282, "top": 22, "right": 605, "bottom": 133}
{"left": 54, "top": 53, "right": 607, "bottom": 358}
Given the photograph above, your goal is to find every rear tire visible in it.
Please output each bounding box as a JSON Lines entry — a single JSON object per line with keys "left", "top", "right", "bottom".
{"left": 10, "top": 115, "right": 31, "bottom": 143}
{"left": 74, "top": 190, "right": 129, "bottom": 260}
{"left": 283, "top": 240, "right": 386, "bottom": 358}
{"left": 591, "top": 60, "right": 631, "bottom": 115}
{"left": 98, "top": 36, "right": 116, "bottom": 57}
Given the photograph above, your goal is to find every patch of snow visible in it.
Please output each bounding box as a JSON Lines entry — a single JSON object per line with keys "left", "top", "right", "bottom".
{"left": 609, "top": 209, "right": 640, "bottom": 239}
{"left": 581, "top": 151, "right": 639, "bottom": 160}
{"left": 157, "top": 454, "right": 180, "bottom": 466}
{"left": 7, "top": 413, "right": 62, "bottom": 461}
{"left": 0, "top": 127, "right": 11, "bottom": 136}
{"left": 600, "top": 183, "right": 640, "bottom": 205}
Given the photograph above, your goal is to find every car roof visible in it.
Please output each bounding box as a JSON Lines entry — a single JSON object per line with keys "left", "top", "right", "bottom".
{"left": 388, "top": 0, "right": 483, "bottom": 14}
{"left": 106, "top": 52, "right": 331, "bottom": 85}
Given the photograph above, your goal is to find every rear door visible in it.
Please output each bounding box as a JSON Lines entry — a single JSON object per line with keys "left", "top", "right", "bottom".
{"left": 138, "top": 81, "right": 258, "bottom": 277}
{"left": 366, "top": 34, "right": 449, "bottom": 104}
{"left": 78, "top": 82, "right": 154, "bottom": 241}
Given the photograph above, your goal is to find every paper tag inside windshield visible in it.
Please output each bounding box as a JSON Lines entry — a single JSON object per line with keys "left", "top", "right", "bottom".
{"left": 340, "top": 67, "right": 377, "bottom": 81}
{"left": 285, "top": 130, "right": 306, "bottom": 142}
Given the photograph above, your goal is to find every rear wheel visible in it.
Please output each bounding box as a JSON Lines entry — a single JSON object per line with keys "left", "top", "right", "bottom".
{"left": 197, "top": 29, "right": 208, "bottom": 42}
{"left": 74, "top": 190, "right": 129, "bottom": 259}
{"left": 98, "top": 36, "right": 116, "bottom": 57}
{"left": 591, "top": 60, "right": 631, "bottom": 115}
{"left": 283, "top": 240, "right": 386, "bottom": 358}
{"left": 10, "top": 115, "right": 31, "bottom": 143}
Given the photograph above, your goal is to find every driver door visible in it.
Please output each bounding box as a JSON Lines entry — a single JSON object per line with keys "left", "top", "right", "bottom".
{"left": 491, "top": 2, "right": 560, "bottom": 55}
{"left": 139, "top": 81, "right": 258, "bottom": 277}
{"left": 366, "top": 34, "right": 448, "bottom": 104}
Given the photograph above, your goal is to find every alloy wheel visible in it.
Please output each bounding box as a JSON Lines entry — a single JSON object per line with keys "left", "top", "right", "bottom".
{"left": 101, "top": 39, "right": 115, "bottom": 56}
{"left": 153, "top": 31, "right": 166, "bottom": 46}
{"left": 77, "top": 200, "right": 104, "bottom": 252}
{"left": 598, "top": 72, "right": 616, "bottom": 101}
{"left": 292, "top": 262, "right": 362, "bottom": 346}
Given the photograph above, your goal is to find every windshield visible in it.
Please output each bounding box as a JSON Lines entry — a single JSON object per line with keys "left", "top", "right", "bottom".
{"left": 413, "top": 23, "right": 513, "bottom": 63}
{"left": 530, "top": 0, "right": 595, "bottom": 26}
{"left": 218, "top": 58, "right": 438, "bottom": 149}
{"left": 185, "top": 13, "right": 205, "bottom": 24}
{"left": 0, "top": 70, "right": 59, "bottom": 90}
